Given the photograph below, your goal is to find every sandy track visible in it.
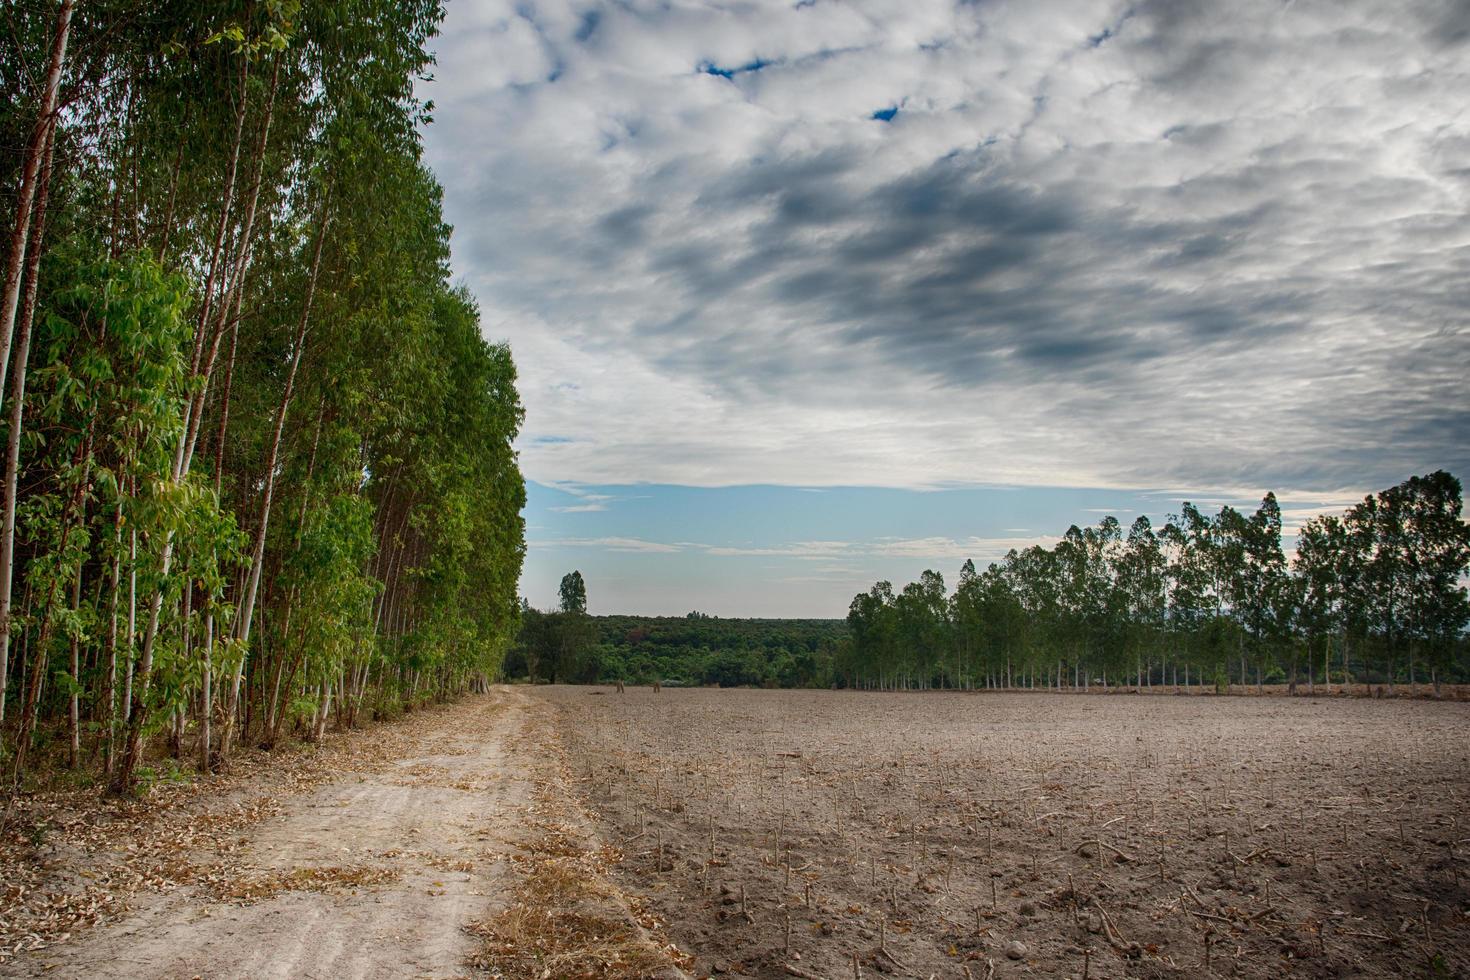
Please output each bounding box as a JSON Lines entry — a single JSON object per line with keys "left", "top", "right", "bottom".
{"left": 6, "top": 688, "right": 542, "bottom": 980}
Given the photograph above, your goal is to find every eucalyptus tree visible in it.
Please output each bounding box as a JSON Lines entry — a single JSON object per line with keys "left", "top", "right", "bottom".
{"left": 545, "top": 571, "right": 594, "bottom": 682}
{"left": 1, "top": 0, "right": 526, "bottom": 791}
{"left": 560, "top": 571, "right": 588, "bottom": 614}
{"left": 0, "top": 0, "right": 73, "bottom": 402}
{"left": 1343, "top": 472, "right": 1470, "bottom": 693}
{"left": 950, "top": 559, "right": 983, "bottom": 687}
{"left": 846, "top": 581, "right": 897, "bottom": 689}
{"left": 1237, "top": 494, "right": 1292, "bottom": 691}
{"left": 1293, "top": 514, "right": 1345, "bottom": 692}
{"left": 1161, "top": 504, "right": 1217, "bottom": 685}
{"left": 845, "top": 474, "right": 1466, "bottom": 699}
{"left": 1005, "top": 546, "right": 1060, "bottom": 686}
{"left": 895, "top": 569, "right": 947, "bottom": 688}
{"left": 1117, "top": 516, "right": 1166, "bottom": 686}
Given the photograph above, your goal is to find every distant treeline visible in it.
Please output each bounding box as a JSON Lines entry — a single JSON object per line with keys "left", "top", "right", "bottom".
{"left": 505, "top": 610, "right": 846, "bottom": 688}
{"left": 509, "top": 472, "right": 1468, "bottom": 695}
{"left": 847, "top": 471, "right": 1470, "bottom": 693}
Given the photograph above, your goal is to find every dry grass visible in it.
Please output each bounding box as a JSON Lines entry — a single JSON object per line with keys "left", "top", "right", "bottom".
{"left": 469, "top": 827, "right": 681, "bottom": 979}
{"left": 468, "top": 712, "right": 693, "bottom": 980}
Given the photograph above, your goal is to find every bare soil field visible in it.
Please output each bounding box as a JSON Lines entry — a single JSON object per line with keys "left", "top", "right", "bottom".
{"left": 534, "top": 687, "right": 1470, "bottom": 979}
{"left": 1079, "top": 683, "right": 1470, "bottom": 701}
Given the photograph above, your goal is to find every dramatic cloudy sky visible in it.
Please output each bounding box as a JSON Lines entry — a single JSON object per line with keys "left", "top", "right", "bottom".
{"left": 423, "top": 0, "right": 1470, "bottom": 615}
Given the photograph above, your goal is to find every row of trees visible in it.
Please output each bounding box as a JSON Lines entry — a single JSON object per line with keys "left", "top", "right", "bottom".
{"left": 0, "top": 0, "right": 524, "bottom": 792}
{"left": 846, "top": 472, "right": 1470, "bottom": 694}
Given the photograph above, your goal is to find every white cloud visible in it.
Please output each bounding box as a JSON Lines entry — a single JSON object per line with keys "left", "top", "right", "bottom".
{"left": 426, "top": 0, "right": 1470, "bottom": 494}
{"left": 534, "top": 536, "right": 683, "bottom": 553}
{"left": 535, "top": 533, "right": 1059, "bottom": 562}
{"left": 873, "top": 535, "right": 1062, "bottom": 560}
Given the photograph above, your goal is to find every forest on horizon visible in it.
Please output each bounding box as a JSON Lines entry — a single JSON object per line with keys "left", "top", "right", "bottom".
{"left": 511, "top": 470, "right": 1470, "bottom": 693}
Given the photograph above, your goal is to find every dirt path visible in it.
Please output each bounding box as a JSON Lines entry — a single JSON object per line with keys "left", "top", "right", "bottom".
{"left": 5, "top": 688, "right": 544, "bottom": 980}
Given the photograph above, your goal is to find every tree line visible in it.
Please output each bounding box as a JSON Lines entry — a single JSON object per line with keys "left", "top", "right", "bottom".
{"left": 846, "top": 472, "right": 1470, "bottom": 695}
{"left": 507, "top": 574, "right": 844, "bottom": 687}
{"left": 0, "top": 0, "right": 524, "bottom": 792}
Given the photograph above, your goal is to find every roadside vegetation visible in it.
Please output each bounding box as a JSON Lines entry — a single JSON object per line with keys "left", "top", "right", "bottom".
{"left": 0, "top": 0, "right": 524, "bottom": 795}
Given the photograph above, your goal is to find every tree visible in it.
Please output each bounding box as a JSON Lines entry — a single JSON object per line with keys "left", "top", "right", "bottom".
{"left": 1294, "top": 514, "right": 1345, "bottom": 692}
{"left": 560, "top": 570, "right": 588, "bottom": 614}
{"left": 1117, "top": 516, "right": 1166, "bottom": 687}
{"left": 1237, "top": 494, "right": 1292, "bottom": 692}
{"left": 895, "top": 569, "right": 947, "bottom": 688}
{"left": 1345, "top": 472, "right": 1470, "bottom": 694}
{"left": 0, "top": 0, "right": 526, "bottom": 791}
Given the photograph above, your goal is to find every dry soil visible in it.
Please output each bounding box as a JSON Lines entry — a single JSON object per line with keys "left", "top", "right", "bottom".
{"left": 536, "top": 686, "right": 1470, "bottom": 979}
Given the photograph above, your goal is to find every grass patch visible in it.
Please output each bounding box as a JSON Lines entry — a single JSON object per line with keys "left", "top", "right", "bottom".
{"left": 469, "top": 824, "right": 688, "bottom": 979}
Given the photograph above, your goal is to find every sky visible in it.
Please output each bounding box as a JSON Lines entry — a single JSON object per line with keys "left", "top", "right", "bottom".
{"left": 421, "top": 0, "right": 1470, "bottom": 617}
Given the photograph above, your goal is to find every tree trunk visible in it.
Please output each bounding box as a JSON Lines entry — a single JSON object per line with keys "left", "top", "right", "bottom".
{"left": 103, "top": 502, "right": 123, "bottom": 775}
{"left": 231, "top": 198, "right": 329, "bottom": 651}
{"left": 156, "top": 137, "right": 186, "bottom": 263}
{"left": 0, "top": 118, "right": 56, "bottom": 776}
{"left": 313, "top": 679, "right": 331, "bottom": 742}
{"left": 68, "top": 563, "right": 81, "bottom": 767}
{"left": 200, "top": 604, "right": 213, "bottom": 770}
{"left": 176, "top": 56, "right": 251, "bottom": 472}
{"left": 124, "top": 523, "right": 136, "bottom": 721}
{"left": 220, "top": 199, "right": 328, "bottom": 760}
{"left": 11, "top": 450, "right": 87, "bottom": 782}
{"left": 0, "top": 0, "right": 73, "bottom": 408}
{"left": 182, "top": 60, "right": 281, "bottom": 471}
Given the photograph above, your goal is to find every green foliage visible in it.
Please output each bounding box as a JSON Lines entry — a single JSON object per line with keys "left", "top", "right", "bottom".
{"left": 509, "top": 605, "right": 846, "bottom": 689}
{"left": 845, "top": 474, "right": 1470, "bottom": 691}
{"left": 0, "top": 0, "right": 524, "bottom": 784}
{"left": 559, "top": 571, "right": 587, "bottom": 614}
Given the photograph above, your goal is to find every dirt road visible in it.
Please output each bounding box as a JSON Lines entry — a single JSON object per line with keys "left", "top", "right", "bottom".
{"left": 5, "top": 689, "right": 541, "bottom": 979}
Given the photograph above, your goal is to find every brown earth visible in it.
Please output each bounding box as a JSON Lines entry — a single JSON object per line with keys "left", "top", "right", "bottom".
{"left": 535, "top": 686, "right": 1470, "bottom": 979}
{"left": 7, "top": 687, "right": 1467, "bottom": 979}
{"left": 1090, "top": 682, "right": 1469, "bottom": 700}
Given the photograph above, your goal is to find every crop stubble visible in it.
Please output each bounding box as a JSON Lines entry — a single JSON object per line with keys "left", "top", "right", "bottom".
{"left": 534, "top": 687, "right": 1470, "bottom": 979}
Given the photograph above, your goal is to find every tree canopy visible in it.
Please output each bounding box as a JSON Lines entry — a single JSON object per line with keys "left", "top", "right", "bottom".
{"left": 844, "top": 473, "right": 1470, "bottom": 695}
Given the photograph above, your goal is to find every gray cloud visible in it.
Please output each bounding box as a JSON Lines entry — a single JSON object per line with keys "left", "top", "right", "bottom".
{"left": 424, "top": 0, "right": 1470, "bottom": 494}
